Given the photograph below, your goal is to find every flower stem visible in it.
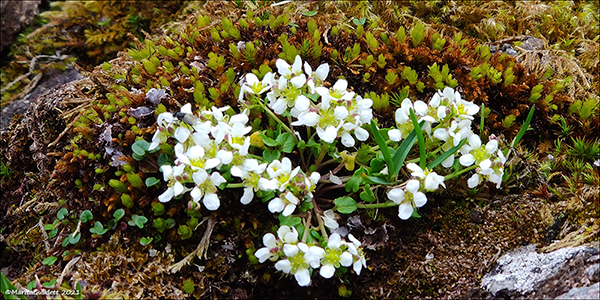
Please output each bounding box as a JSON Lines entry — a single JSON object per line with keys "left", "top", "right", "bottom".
{"left": 224, "top": 183, "right": 244, "bottom": 189}
{"left": 444, "top": 165, "right": 477, "bottom": 181}
{"left": 356, "top": 201, "right": 398, "bottom": 209}
{"left": 314, "top": 146, "right": 328, "bottom": 170}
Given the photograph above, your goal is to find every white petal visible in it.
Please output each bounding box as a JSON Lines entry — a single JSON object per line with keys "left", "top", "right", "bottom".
{"left": 173, "top": 181, "right": 185, "bottom": 196}
{"left": 354, "top": 127, "right": 369, "bottom": 141}
{"left": 332, "top": 79, "right": 347, "bottom": 92}
{"left": 485, "top": 140, "right": 498, "bottom": 154}
{"left": 328, "top": 233, "right": 342, "bottom": 249}
{"left": 315, "top": 63, "right": 329, "bottom": 80}
{"left": 340, "top": 252, "right": 353, "bottom": 267}
{"left": 467, "top": 174, "right": 480, "bottom": 188}
{"left": 320, "top": 264, "right": 335, "bottom": 279}
{"left": 388, "top": 129, "right": 402, "bottom": 142}
{"left": 240, "top": 187, "right": 254, "bottom": 204}
{"left": 158, "top": 187, "right": 174, "bottom": 203}
{"left": 290, "top": 74, "right": 307, "bottom": 88}
{"left": 406, "top": 179, "right": 420, "bottom": 193}
{"left": 353, "top": 260, "right": 363, "bottom": 275}
{"left": 413, "top": 192, "right": 427, "bottom": 207}
{"left": 263, "top": 233, "right": 277, "bottom": 248}
{"left": 398, "top": 202, "right": 414, "bottom": 220}
{"left": 387, "top": 188, "right": 405, "bottom": 204}
{"left": 294, "top": 95, "right": 310, "bottom": 112}
{"left": 295, "top": 269, "right": 311, "bottom": 286}
{"left": 414, "top": 100, "right": 428, "bottom": 115}
{"left": 275, "top": 260, "right": 292, "bottom": 273}
{"left": 174, "top": 126, "right": 191, "bottom": 143}
{"left": 297, "top": 112, "right": 319, "bottom": 126}
{"left": 255, "top": 248, "right": 271, "bottom": 263}
{"left": 334, "top": 106, "right": 349, "bottom": 120}
{"left": 268, "top": 197, "right": 285, "bottom": 213}
{"left": 460, "top": 154, "right": 475, "bottom": 167}
{"left": 203, "top": 193, "right": 220, "bottom": 210}
{"left": 282, "top": 203, "right": 296, "bottom": 216}
{"left": 341, "top": 131, "right": 355, "bottom": 147}
{"left": 283, "top": 244, "right": 299, "bottom": 257}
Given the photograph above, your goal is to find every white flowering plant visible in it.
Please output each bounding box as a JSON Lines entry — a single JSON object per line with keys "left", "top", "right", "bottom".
{"left": 143, "top": 55, "right": 533, "bottom": 286}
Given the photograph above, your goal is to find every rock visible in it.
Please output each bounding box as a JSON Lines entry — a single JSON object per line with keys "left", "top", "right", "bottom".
{"left": 0, "top": 0, "right": 41, "bottom": 53}
{"left": 554, "top": 282, "right": 599, "bottom": 299}
{"left": 1, "top": 66, "right": 82, "bottom": 130}
{"left": 480, "top": 243, "right": 599, "bottom": 299}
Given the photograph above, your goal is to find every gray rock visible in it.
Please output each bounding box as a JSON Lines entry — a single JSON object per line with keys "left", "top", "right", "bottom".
{"left": 554, "top": 282, "right": 599, "bottom": 299}
{"left": 481, "top": 243, "right": 599, "bottom": 298}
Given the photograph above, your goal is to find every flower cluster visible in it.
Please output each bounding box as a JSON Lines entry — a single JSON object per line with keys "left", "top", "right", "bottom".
{"left": 148, "top": 103, "right": 319, "bottom": 217}
{"left": 385, "top": 87, "right": 506, "bottom": 219}
{"left": 239, "top": 55, "right": 373, "bottom": 147}
{"left": 254, "top": 226, "right": 367, "bottom": 286}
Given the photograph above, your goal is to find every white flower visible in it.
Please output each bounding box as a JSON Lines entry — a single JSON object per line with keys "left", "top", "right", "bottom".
{"left": 275, "top": 242, "right": 313, "bottom": 286}
{"left": 304, "top": 62, "right": 329, "bottom": 93}
{"left": 346, "top": 234, "right": 367, "bottom": 275}
{"left": 254, "top": 233, "right": 281, "bottom": 263}
{"left": 459, "top": 135, "right": 498, "bottom": 168}
{"left": 158, "top": 164, "right": 187, "bottom": 203}
{"left": 268, "top": 190, "right": 300, "bottom": 216}
{"left": 238, "top": 72, "right": 273, "bottom": 102}
{"left": 406, "top": 163, "right": 446, "bottom": 191}
{"left": 319, "top": 233, "right": 353, "bottom": 279}
{"left": 149, "top": 112, "right": 176, "bottom": 150}
{"left": 189, "top": 169, "right": 226, "bottom": 210}
{"left": 387, "top": 180, "right": 428, "bottom": 220}
{"left": 276, "top": 55, "right": 303, "bottom": 79}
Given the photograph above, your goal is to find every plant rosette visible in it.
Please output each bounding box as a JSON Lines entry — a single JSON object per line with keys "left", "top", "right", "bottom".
{"left": 144, "top": 55, "right": 514, "bottom": 286}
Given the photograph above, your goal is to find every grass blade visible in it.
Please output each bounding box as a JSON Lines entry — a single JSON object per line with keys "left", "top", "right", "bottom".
{"left": 427, "top": 138, "right": 467, "bottom": 169}
{"left": 409, "top": 108, "right": 426, "bottom": 169}
{"left": 512, "top": 105, "right": 535, "bottom": 148}
{"left": 390, "top": 121, "right": 424, "bottom": 179}
{"left": 370, "top": 120, "right": 394, "bottom": 173}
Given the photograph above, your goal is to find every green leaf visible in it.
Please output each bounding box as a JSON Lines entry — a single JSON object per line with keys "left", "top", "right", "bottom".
{"left": 126, "top": 173, "right": 144, "bottom": 188}
{"left": 41, "top": 279, "right": 56, "bottom": 288}
{"left": 278, "top": 214, "right": 302, "bottom": 227}
{"left": 360, "top": 173, "right": 393, "bottom": 185}
{"left": 69, "top": 232, "right": 81, "bottom": 244}
{"left": 139, "top": 237, "right": 153, "bottom": 246}
{"left": 183, "top": 279, "right": 195, "bottom": 294}
{"left": 131, "top": 140, "right": 149, "bottom": 156}
{"left": 345, "top": 175, "right": 361, "bottom": 193}
{"left": 109, "top": 179, "right": 129, "bottom": 193}
{"left": 145, "top": 177, "right": 160, "bottom": 187}
{"left": 427, "top": 138, "right": 467, "bottom": 169}
{"left": 80, "top": 210, "right": 93, "bottom": 223}
{"left": 334, "top": 197, "right": 358, "bottom": 214}
{"left": 511, "top": 105, "right": 535, "bottom": 149}
{"left": 113, "top": 208, "right": 125, "bottom": 222}
{"left": 42, "top": 256, "right": 58, "bottom": 266}
{"left": 135, "top": 215, "right": 148, "bottom": 229}
{"left": 57, "top": 208, "right": 69, "bottom": 220}
{"left": 409, "top": 109, "right": 426, "bottom": 169}
{"left": 390, "top": 124, "right": 421, "bottom": 179}
{"left": 369, "top": 158, "right": 385, "bottom": 173}
{"left": 90, "top": 221, "right": 108, "bottom": 235}
{"left": 278, "top": 133, "right": 296, "bottom": 153}
{"left": 370, "top": 120, "right": 394, "bottom": 174}
{"left": 157, "top": 153, "right": 170, "bottom": 166}
{"left": 302, "top": 10, "right": 317, "bottom": 17}
{"left": 1, "top": 272, "right": 27, "bottom": 300}
{"left": 262, "top": 149, "right": 281, "bottom": 163}
{"left": 259, "top": 133, "right": 279, "bottom": 147}
{"left": 359, "top": 185, "right": 376, "bottom": 202}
